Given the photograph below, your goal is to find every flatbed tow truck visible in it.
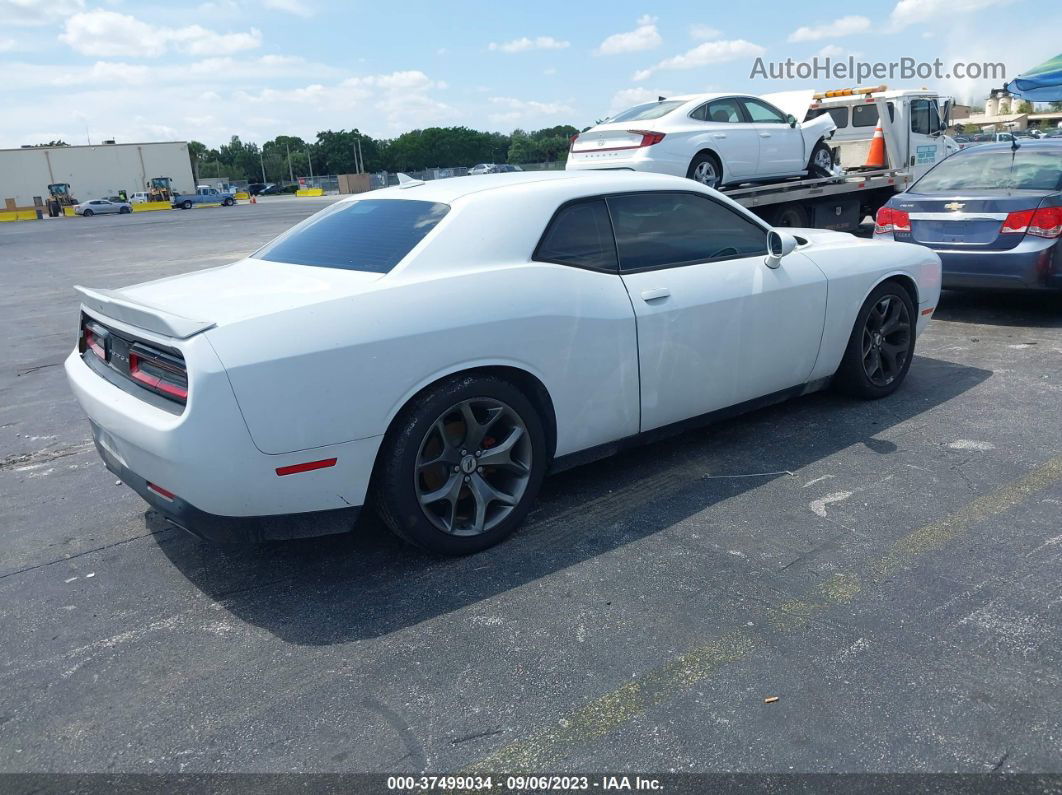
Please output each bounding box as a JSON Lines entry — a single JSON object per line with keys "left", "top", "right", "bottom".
{"left": 720, "top": 85, "right": 959, "bottom": 232}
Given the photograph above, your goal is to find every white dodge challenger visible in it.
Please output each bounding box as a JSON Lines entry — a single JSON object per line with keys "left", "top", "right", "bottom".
{"left": 66, "top": 171, "right": 941, "bottom": 554}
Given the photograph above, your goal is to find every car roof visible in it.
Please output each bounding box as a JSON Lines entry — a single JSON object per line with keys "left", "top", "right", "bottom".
{"left": 350, "top": 170, "right": 698, "bottom": 205}
{"left": 955, "top": 140, "right": 1062, "bottom": 153}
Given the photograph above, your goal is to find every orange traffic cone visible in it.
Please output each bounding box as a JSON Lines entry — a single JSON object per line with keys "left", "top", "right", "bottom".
{"left": 863, "top": 122, "right": 886, "bottom": 169}
{"left": 250, "top": 195, "right": 256, "bottom": 204}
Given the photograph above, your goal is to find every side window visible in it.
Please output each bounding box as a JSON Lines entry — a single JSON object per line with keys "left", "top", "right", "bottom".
{"left": 852, "top": 102, "right": 895, "bottom": 128}
{"left": 534, "top": 200, "right": 617, "bottom": 272}
{"left": 704, "top": 98, "right": 744, "bottom": 123}
{"left": 689, "top": 103, "right": 708, "bottom": 121}
{"left": 607, "top": 192, "right": 768, "bottom": 271}
{"left": 742, "top": 98, "right": 786, "bottom": 124}
{"left": 910, "top": 99, "right": 932, "bottom": 135}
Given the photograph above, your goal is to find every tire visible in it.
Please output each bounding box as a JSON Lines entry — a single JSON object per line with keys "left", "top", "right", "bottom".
{"left": 119, "top": 206, "right": 131, "bottom": 214}
{"left": 808, "top": 140, "right": 835, "bottom": 178}
{"left": 769, "top": 202, "right": 809, "bottom": 228}
{"left": 182, "top": 200, "right": 193, "bottom": 210}
{"left": 834, "top": 281, "right": 917, "bottom": 399}
{"left": 686, "top": 151, "right": 723, "bottom": 189}
{"left": 82, "top": 209, "right": 93, "bottom": 217}
{"left": 223, "top": 198, "right": 234, "bottom": 206}
{"left": 373, "top": 374, "right": 547, "bottom": 555}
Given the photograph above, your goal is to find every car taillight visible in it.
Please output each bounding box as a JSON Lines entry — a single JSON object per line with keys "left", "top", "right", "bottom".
{"left": 1027, "top": 206, "right": 1061, "bottom": 239}
{"left": 874, "top": 206, "right": 910, "bottom": 234}
{"left": 81, "top": 320, "right": 107, "bottom": 360}
{"left": 1001, "top": 209, "right": 1034, "bottom": 235}
{"left": 569, "top": 133, "right": 579, "bottom": 152}
{"left": 129, "top": 345, "right": 188, "bottom": 403}
{"left": 628, "top": 129, "right": 666, "bottom": 147}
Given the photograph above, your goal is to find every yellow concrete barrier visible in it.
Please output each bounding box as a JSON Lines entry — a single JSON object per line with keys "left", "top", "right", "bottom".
{"left": 296, "top": 188, "right": 324, "bottom": 197}
{"left": 0, "top": 210, "right": 39, "bottom": 222}
{"left": 131, "top": 201, "right": 172, "bottom": 213}
{"left": 63, "top": 206, "right": 76, "bottom": 217}
{"left": 235, "top": 191, "right": 250, "bottom": 200}
{"left": 192, "top": 202, "right": 221, "bottom": 208}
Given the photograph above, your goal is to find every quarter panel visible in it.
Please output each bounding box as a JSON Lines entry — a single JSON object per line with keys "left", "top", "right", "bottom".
{"left": 206, "top": 264, "right": 641, "bottom": 456}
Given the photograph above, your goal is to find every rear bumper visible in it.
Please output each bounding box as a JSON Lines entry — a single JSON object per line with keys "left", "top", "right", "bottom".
{"left": 929, "top": 240, "right": 1058, "bottom": 291}
{"left": 566, "top": 149, "right": 689, "bottom": 179}
{"left": 93, "top": 430, "right": 360, "bottom": 543}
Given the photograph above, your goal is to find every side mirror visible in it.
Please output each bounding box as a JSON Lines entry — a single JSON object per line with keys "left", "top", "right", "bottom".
{"left": 786, "top": 114, "right": 798, "bottom": 128}
{"left": 765, "top": 230, "right": 798, "bottom": 269}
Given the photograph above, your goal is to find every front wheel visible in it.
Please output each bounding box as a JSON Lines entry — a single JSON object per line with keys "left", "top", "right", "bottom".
{"left": 223, "top": 198, "right": 234, "bottom": 206}
{"left": 687, "top": 152, "right": 722, "bottom": 189}
{"left": 808, "top": 140, "right": 835, "bottom": 178}
{"left": 82, "top": 209, "right": 93, "bottom": 217}
{"left": 182, "top": 200, "right": 193, "bottom": 209}
{"left": 119, "top": 206, "right": 131, "bottom": 214}
{"left": 834, "top": 282, "right": 916, "bottom": 399}
{"left": 373, "top": 374, "right": 547, "bottom": 555}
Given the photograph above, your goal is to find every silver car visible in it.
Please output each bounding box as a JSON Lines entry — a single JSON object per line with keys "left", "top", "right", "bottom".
{"left": 74, "top": 198, "right": 132, "bottom": 217}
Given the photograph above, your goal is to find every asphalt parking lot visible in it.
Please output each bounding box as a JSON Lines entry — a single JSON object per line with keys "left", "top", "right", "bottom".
{"left": 1, "top": 200, "right": 1061, "bottom": 776}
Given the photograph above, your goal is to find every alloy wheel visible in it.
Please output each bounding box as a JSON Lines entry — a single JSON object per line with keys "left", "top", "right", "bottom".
{"left": 813, "top": 147, "right": 833, "bottom": 172}
{"left": 692, "top": 160, "right": 718, "bottom": 188}
{"left": 415, "top": 398, "right": 532, "bottom": 537}
{"left": 861, "top": 295, "right": 911, "bottom": 386}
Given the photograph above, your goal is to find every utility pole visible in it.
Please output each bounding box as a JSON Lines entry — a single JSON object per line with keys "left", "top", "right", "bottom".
{"left": 353, "top": 141, "right": 360, "bottom": 174}
{"left": 356, "top": 138, "right": 365, "bottom": 174}
{"left": 259, "top": 148, "right": 266, "bottom": 183}
{"left": 285, "top": 142, "right": 294, "bottom": 182}
{"left": 306, "top": 150, "right": 314, "bottom": 179}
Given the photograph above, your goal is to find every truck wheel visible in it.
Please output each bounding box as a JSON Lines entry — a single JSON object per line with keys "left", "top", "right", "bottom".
{"left": 223, "top": 198, "right": 234, "bottom": 206}
{"left": 769, "top": 203, "right": 809, "bottom": 228}
{"left": 182, "top": 200, "right": 193, "bottom": 210}
{"left": 808, "top": 140, "right": 835, "bottom": 178}
{"left": 687, "top": 152, "right": 722, "bottom": 189}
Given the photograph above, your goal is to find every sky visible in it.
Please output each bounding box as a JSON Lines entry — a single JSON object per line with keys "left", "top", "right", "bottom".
{"left": 1, "top": 0, "right": 1060, "bottom": 149}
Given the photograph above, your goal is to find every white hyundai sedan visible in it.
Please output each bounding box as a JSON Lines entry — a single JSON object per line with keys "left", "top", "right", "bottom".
{"left": 567, "top": 92, "right": 837, "bottom": 189}
{"left": 66, "top": 171, "right": 940, "bottom": 554}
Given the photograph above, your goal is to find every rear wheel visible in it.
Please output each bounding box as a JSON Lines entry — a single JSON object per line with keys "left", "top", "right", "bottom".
{"left": 769, "top": 202, "right": 809, "bottom": 228}
{"left": 223, "top": 198, "right": 234, "bottom": 206}
{"left": 119, "top": 206, "right": 131, "bottom": 214}
{"left": 687, "top": 152, "right": 722, "bottom": 189}
{"left": 373, "top": 374, "right": 547, "bottom": 555}
{"left": 808, "top": 140, "right": 834, "bottom": 178}
{"left": 82, "top": 209, "right": 93, "bottom": 217}
{"left": 834, "top": 281, "right": 916, "bottom": 399}
{"left": 182, "top": 200, "right": 193, "bottom": 209}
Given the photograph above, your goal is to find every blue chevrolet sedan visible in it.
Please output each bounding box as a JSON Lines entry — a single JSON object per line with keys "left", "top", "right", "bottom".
{"left": 874, "top": 141, "right": 1062, "bottom": 291}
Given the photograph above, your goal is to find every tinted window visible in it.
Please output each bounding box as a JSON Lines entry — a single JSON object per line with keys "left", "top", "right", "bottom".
{"left": 705, "top": 99, "right": 744, "bottom": 123}
{"left": 609, "top": 100, "right": 685, "bottom": 123}
{"left": 608, "top": 193, "right": 768, "bottom": 271}
{"left": 910, "top": 99, "right": 941, "bottom": 135}
{"left": 535, "top": 200, "right": 617, "bottom": 272}
{"left": 852, "top": 102, "right": 895, "bottom": 127}
{"left": 805, "top": 106, "right": 849, "bottom": 128}
{"left": 254, "top": 199, "right": 449, "bottom": 272}
{"left": 742, "top": 98, "right": 786, "bottom": 124}
{"left": 913, "top": 149, "right": 1062, "bottom": 192}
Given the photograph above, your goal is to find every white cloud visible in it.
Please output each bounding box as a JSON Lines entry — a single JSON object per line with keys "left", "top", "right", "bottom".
{"left": 594, "top": 15, "right": 661, "bottom": 56}
{"left": 0, "top": 0, "right": 82, "bottom": 26}
{"left": 51, "top": 61, "right": 152, "bottom": 86}
{"left": 0, "top": 37, "right": 19, "bottom": 52}
{"left": 263, "top": 0, "right": 314, "bottom": 17}
{"left": 543, "top": 67, "right": 557, "bottom": 75}
{"left": 488, "top": 36, "right": 569, "bottom": 53}
{"left": 59, "top": 10, "right": 261, "bottom": 57}
{"left": 633, "top": 39, "right": 765, "bottom": 81}
{"left": 689, "top": 24, "right": 721, "bottom": 41}
{"left": 488, "top": 96, "right": 573, "bottom": 124}
{"left": 888, "top": 0, "right": 1011, "bottom": 30}
{"left": 788, "top": 16, "right": 870, "bottom": 42}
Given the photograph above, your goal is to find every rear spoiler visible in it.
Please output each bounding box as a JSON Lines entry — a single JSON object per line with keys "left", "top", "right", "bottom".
{"left": 74, "top": 285, "right": 215, "bottom": 339}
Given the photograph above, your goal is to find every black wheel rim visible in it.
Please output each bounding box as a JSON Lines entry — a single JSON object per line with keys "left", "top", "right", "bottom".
{"left": 414, "top": 398, "right": 532, "bottom": 537}
{"left": 861, "top": 294, "right": 911, "bottom": 386}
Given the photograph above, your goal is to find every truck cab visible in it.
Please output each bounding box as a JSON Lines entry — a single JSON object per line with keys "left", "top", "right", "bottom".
{"left": 806, "top": 86, "right": 959, "bottom": 180}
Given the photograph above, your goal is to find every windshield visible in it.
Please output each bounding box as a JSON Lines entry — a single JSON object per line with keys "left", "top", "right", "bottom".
{"left": 913, "top": 149, "right": 1062, "bottom": 192}
{"left": 608, "top": 100, "right": 685, "bottom": 123}
{"left": 253, "top": 199, "right": 449, "bottom": 272}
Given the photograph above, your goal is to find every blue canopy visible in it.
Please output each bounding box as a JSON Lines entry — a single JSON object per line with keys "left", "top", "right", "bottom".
{"left": 1005, "top": 53, "right": 1062, "bottom": 101}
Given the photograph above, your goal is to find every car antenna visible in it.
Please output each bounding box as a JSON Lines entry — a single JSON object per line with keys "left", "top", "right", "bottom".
{"left": 396, "top": 173, "right": 425, "bottom": 188}
{"left": 658, "top": 96, "right": 667, "bottom": 102}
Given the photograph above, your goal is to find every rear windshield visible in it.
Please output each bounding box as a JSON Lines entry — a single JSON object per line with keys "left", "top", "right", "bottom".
{"left": 254, "top": 199, "right": 449, "bottom": 272}
{"left": 608, "top": 100, "right": 685, "bottom": 123}
{"left": 914, "top": 149, "right": 1062, "bottom": 192}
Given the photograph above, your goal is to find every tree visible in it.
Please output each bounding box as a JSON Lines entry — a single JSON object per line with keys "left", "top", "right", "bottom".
{"left": 34, "top": 140, "right": 69, "bottom": 147}
{"left": 187, "top": 140, "right": 207, "bottom": 183}
{"left": 1050, "top": 101, "right": 1062, "bottom": 112}
{"left": 1016, "top": 100, "right": 1034, "bottom": 114}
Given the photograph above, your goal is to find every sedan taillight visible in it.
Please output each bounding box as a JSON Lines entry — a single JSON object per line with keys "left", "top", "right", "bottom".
{"left": 628, "top": 129, "right": 666, "bottom": 147}
{"left": 874, "top": 206, "right": 910, "bottom": 234}
{"left": 129, "top": 344, "right": 188, "bottom": 403}
{"left": 80, "top": 320, "right": 108, "bottom": 360}
{"left": 1002, "top": 207, "right": 1062, "bottom": 239}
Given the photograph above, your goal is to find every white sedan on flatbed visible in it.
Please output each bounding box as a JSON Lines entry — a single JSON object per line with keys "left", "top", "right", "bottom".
{"left": 66, "top": 171, "right": 940, "bottom": 554}
{"left": 567, "top": 92, "right": 837, "bottom": 189}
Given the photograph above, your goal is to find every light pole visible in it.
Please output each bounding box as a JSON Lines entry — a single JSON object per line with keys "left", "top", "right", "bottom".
{"left": 259, "top": 148, "right": 266, "bottom": 183}
{"left": 285, "top": 142, "right": 294, "bottom": 182}
{"left": 306, "top": 150, "right": 314, "bottom": 180}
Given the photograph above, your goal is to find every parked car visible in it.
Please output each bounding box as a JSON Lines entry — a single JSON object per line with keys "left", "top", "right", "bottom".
{"left": 566, "top": 92, "right": 837, "bottom": 188}
{"left": 67, "top": 171, "right": 940, "bottom": 554}
{"left": 468, "top": 163, "right": 496, "bottom": 175}
{"left": 874, "top": 140, "right": 1061, "bottom": 291}
{"left": 172, "top": 186, "right": 236, "bottom": 209}
{"left": 129, "top": 192, "right": 150, "bottom": 204}
{"left": 495, "top": 164, "right": 523, "bottom": 173}
{"left": 74, "top": 198, "right": 132, "bottom": 216}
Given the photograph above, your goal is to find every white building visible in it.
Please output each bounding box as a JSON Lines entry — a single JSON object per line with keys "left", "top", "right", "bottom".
{"left": 0, "top": 141, "right": 195, "bottom": 209}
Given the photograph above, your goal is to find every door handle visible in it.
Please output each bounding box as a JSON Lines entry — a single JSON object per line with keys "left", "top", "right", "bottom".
{"left": 641, "top": 287, "right": 670, "bottom": 302}
{"left": 759, "top": 132, "right": 771, "bottom": 138}
{"left": 712, "top": 133, "right": 726, "bottom": 139}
